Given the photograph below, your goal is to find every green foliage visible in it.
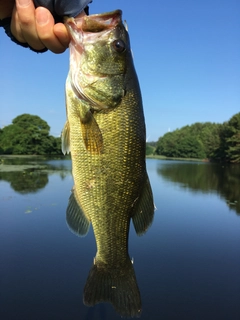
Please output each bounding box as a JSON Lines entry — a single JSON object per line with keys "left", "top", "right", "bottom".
{"left": 214, "top": 113, "right": 240, "bottom": 163}
{"left": 155, "top": 113, "right": 240, "bottom": 162}
{"left": 147, "top": 141, "right": 157, "bottom": 147}
{"left": 225, "top": 113, "right": 240, "bottom": 163}
{"left": 12, "top": 114, "right": 50, "bottom": 132}
{"left": 155, "top": 124, "right": 210, "bottom": 159}
{"left": 1, "top": 112, "right": 239, "bottom": 161}
{"left": 0, "top": 114, "right": 62, "bottom": 155}
{"left": 146, "top": 143, "right": 155, "bottom": 155}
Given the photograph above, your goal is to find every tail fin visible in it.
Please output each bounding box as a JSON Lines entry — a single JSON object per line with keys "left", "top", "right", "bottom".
{"left": 83, "top": 257, "right": 142, "bottom": 318}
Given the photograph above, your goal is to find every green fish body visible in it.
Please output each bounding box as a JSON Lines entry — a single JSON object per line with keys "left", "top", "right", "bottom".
{"left": 62, "top": 10, "right": 154, "bottom": 317}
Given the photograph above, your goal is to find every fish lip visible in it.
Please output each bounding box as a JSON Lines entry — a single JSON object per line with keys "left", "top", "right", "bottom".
{"left": 65, "top": 9, "right": 122, "bottom": 42}
{"left": 81, "top": 9, "right": 122, "bottom": 31}
{"left": 66, "top": 9, "right": 122, "bottom": 29}
{"left": 82, "top": 9, "right": 122, "bottom": 19}
{"left": 65, "top": 18, "right": 84, "bottom": 54}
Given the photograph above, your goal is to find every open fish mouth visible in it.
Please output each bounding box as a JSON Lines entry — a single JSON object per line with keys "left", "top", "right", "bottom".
{"left": 65, "top": 9, "right": 126, "bottom": 110}
{"left": 66, "top": 10, "right": 122, "bottom": 32}
{"left": 65, "top": 10, "right": 123, "bottom": 51}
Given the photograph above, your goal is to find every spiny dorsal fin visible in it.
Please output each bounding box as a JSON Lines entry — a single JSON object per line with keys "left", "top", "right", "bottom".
{"left": 132, "top": 175, "right": 155, "bottom": 235}
{"left": 66, "top": 189, "right": 91, "bottom": 236}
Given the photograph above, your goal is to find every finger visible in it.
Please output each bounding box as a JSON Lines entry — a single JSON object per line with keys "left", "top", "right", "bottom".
{"left": 53, "top": 23, "right": 70, "bottom": 49}
{"left": 52, "top": 10, "right": 86, "bottom": 52}
{"left": 12, "top": 0, "right": 45, "bottom": 50}
{"left": 10, "top": 5, "right": 26, "bottom": 43}
{"left": 35, "top": 7, "right": 66, "bottom": 53}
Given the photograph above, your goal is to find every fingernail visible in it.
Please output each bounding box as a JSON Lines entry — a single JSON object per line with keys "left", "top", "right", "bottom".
{"left": 36, "top": 8, "right": 49, "bottom": 25}
{"left": 17, "top": 0, "right": 31, "bottom": 8}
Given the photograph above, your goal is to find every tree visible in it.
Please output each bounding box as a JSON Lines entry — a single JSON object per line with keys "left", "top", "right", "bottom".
{"left": 146, "top": 143, "right": 155, "bottom": 155}
{"left": 155, "top": 128, "right": 206, "bottom": 159}
{"left": 12, "top": 114, "right": 50, "bottom": 132}
{"left": 177, "top": 135, "right": 206, "bottom": 159}
{"left": 224, "top": 113, "right": 240, "bottom": 162}
{"left": 155, "top": 114, "right": 240, "bottom": 162}
{"left": 0, "top": 114, "right": 62, "bottom": 155}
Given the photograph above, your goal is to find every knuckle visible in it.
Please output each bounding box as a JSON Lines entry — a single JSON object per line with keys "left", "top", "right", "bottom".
{"left": 20, "top": 15, "right": 33, "bottom": 27}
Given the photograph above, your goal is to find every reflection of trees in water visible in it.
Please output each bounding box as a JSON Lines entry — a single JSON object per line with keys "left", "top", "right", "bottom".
{"left": 217, "top": 165, "right": 240, "bottom": 214}
{"left": 0, "top": 155, "right": 46, "bottom": 166}
{"left": 157, "top": 162, "right": 240, "bottom": 214}
{"left": 0, "top": 157, "right": 72, "bottom": 193}
{"left": 59, "top": 170, "right": 69, "bottom": 180}
{"left": 45, "top": 164, "right": 72, "bottom": 181}
{"left": 0, "top": 169, "right": 48, "bottom": 194}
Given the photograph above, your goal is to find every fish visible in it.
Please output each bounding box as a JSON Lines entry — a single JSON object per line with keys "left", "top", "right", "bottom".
{"left": 62, "top": 10, "right": 154, "bottom": 317}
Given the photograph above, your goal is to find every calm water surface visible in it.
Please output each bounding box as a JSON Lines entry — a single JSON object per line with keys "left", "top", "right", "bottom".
{"left": 0, "top": 157, "right": 240, "bottom": 320}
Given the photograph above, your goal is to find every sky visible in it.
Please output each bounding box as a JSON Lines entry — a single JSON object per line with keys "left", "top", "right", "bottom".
{"left": 0, "top": 0, "right": 239, "bottom": 141}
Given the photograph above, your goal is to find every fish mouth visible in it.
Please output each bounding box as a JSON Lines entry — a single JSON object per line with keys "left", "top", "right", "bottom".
{"left": 79, "top": 9, "right": 122, "bottom": 32}
{"left": 65, "top": 9, "right": 122, "bottom": 33}
{"left": 65, "top": 10, "right": 122, "bottom": 51}
{"left": 65, "top": 10, "right": 124, "bottom": 109}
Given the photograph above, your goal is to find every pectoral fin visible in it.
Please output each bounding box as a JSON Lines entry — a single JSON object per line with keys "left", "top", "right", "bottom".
{"left": 61, "top": 120, "right": 71, "bottom": 155}
{"left": 132, "top": 175, "right": 155, "bottom": 235}
{"left": 68, "top": 76, "right": 103, "bottom": 155}
{"left": 66, "top": 188, "right": 91, "bottom": 237}
{"left": 80, "top": 110, "right": 103, "bottom": 154}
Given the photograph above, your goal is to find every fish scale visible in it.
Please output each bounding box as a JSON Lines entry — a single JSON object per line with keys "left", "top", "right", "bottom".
{"left": 62, "top": 10, "right": 154, "bottom": 317}
{"left": 70, "top": 89, "right": 144, "bottom": 262}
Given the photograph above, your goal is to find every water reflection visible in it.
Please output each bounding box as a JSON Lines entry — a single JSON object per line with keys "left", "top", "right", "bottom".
{"left": 157, "top": 161, "right": 240, "bottom": 214}
{"left": 0, "top": 169, "right": 48, "bottom": 194}
{"left": 67, "top": 200, "right": 142, "bottom": 317}
{"left": 65, "top": 168, "right": 154, "bottom": 317}
{"left": 1, "top": 157, "right": 240, "bottom": 319}
{"left": 0, "top": 156, "right": 72, "bottom": 194}
{"left": 0, "top": 156, "right": 147, "bottom": 317}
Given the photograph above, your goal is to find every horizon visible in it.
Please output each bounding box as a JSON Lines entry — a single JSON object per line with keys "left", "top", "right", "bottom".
{"left": 1, "top": 0, "right": 239, "bottom": 141}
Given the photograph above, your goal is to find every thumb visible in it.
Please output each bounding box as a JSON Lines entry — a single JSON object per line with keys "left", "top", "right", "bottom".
{"left": 35, "top": 6, "right": 66, "bottom": 53}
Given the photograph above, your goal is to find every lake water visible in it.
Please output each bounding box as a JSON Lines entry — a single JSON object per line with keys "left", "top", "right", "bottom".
{"left": 0, "top": 157, "right": 240, "bottom": 320}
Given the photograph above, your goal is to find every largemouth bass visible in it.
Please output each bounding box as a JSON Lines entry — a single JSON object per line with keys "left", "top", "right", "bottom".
{"left": 62, "top": 10, "right": 154, "bottom": 317}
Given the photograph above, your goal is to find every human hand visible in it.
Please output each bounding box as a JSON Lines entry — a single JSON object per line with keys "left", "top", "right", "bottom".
{"left": 0, "top": 0, "right": 86, "bottom": 53}
{"left": 10, "top": 0, "right": 71, "bottom": 53}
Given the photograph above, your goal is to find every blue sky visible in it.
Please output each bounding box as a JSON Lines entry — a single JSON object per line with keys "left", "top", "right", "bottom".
{"left": 0, "top": 0, "right": 239, "bottom": 141}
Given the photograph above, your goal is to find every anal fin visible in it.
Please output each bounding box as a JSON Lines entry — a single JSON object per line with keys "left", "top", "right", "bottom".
{"left": 132, "top": 174, "right": 155, "bottom": 235}
{"left": 66, "top": 188, "right": 91, "bottom": 237}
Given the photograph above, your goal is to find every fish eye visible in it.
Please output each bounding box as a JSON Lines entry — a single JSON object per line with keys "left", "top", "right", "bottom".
{"left": 112, "top": 39, "right": 126, "bottom": 53}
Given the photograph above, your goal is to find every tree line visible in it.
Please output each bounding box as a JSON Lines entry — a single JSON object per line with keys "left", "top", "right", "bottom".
{"left": 1, "top": 112, "right": 239, "bottom": 162}
{"left": 0, "top": 114, "right": 61, "bottom": 155}
{"left": 147, "top": 112, "right": 240, "bottom": 163}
